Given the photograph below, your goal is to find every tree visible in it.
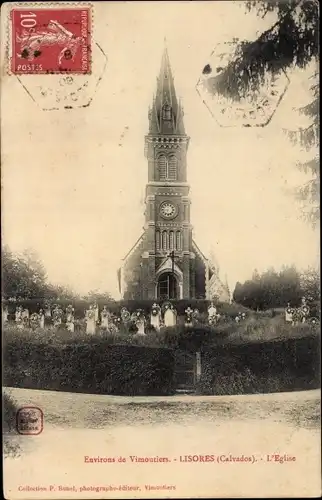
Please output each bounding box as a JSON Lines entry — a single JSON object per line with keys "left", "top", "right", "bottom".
{"left": 300, "top": 266, "right": 320, "bottom": 302}
{"left": 233, "top": 278, "right": 263, "bottom": 310}
{"left": 260, "top": 267, "right": 280, "bottom": 307}
{"left": 233, "top": 265, "right": 303, "bottom": 309}
{"left": 2, "top": 245, "right": 48, "bottom": 299}
{"left": 21, "top": 248, "right": 48, "bottom": 290}
{"left": 2, "top": 245, "right": 80, "bottom": 301}
{"left": 252, "top": 269, "right": 261, "bottom": 282}
{"left": 46, "top": 284, "right": 80, "bottom": 301}
{"left": 211, "top": 0, "right": 319, "bottom": 225}
{"left": 288, "top": 71, "right": 319, "bottom": 226}
{"left": 278, "top": 265, "right": 302, "bottom": 304}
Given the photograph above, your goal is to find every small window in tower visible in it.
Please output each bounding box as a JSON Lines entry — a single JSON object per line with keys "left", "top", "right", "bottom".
{"left": 162, "top": 103, "right": 172, "bottom": 121}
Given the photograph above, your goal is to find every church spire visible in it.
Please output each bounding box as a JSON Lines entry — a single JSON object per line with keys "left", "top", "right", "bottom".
{"left": 148, "top": 43, "right": 185, "bottom": 135}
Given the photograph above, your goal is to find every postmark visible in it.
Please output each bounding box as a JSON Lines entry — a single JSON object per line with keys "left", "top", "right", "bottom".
{"left": 16, "top": 406, "right": 43, "bottom": 435}
{"left": 10, "top": 6, "right": 91, "bottom": 74}
{"left": 196, "top": 41, "right": 290, "bottom": 128}
{"left": 13, "top": 39, "right": 107, "bottom": 110}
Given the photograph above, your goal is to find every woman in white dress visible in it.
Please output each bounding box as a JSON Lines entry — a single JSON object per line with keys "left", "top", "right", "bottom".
{"left": 86, "top": 305, "right": 96, "bottom": 334}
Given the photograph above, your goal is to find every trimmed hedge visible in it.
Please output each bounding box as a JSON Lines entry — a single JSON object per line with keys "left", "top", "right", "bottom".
{"left": 4, "top": 341, "right": 175, "bottom": 396}
{"left": 3, "top": 323, "right": 319, "bottom": 397}
{"left": 198, "top": 335, "right": 320, "bottom": 395}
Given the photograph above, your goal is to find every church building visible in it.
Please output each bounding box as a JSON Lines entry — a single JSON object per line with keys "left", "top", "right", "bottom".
{"left": 119, "top": 46, "right": 229, "bottom": 302}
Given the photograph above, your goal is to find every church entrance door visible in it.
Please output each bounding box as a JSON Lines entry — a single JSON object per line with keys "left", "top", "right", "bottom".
{"left": 157, "top": 272, "right": 178, "bottom": 300}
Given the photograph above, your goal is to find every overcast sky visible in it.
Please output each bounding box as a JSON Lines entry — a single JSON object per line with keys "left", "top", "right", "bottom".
{"left": 2, "top": 1, "right": 319, "bottom": 298}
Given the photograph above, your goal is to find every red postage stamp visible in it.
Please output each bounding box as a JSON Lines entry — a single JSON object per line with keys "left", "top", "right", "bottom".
{"left": 16, "top": 406, "right": 43, "bottom": 435}
{"left": 10, "top": 7, "right": 91, "bottom": 74}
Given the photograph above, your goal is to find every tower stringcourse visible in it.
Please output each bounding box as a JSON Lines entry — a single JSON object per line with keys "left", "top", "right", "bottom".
{"left": 118, "top": 45, "right": 229, "bottom": 302}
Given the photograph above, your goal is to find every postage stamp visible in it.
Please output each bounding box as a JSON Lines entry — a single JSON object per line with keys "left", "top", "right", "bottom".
{"left": 16, "top": 406, "right": 43, "bottom": 435}
{"left": 10, "top": 6, "right": 91, "bottom": 74}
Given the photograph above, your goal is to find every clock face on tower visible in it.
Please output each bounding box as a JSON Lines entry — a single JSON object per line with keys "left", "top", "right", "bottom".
{"left": 160, "top": 201, "right": 178, "bottom": 219}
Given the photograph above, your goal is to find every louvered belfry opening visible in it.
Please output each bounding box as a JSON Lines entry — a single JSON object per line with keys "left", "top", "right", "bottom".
{"left": 168, "top": 155, "right": 177, "bottom": 180}
{"left": 158, "top": 154, "right": 167, "bottom": 180}
{"left": 157, "top": 154, "right": 177, "bottom": 181}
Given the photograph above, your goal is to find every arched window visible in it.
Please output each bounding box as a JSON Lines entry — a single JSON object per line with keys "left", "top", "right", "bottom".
{"left": 169, "top": 231, "right": 174, "bottom": 250}
{"left": 168, "top": 155, "right": 177, "bottom": 180}
{"left": 156, "top": 231, "right": 160, "bottom": 251}
{"left": 162, "top": 231, "right": 168, "bottom": 251}
{"left": 176, "top": 231, "right": 181, "bottom": 251}
{"left": 158, "top": 155, "right": 167, "bottom": 181}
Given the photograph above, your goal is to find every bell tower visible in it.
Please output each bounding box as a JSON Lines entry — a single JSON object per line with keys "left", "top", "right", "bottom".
{"left": 141, "top": 44, "right": 193, "bottom": 299}
{"left": 121, "top": 44, "right": 224, "bottom": 302}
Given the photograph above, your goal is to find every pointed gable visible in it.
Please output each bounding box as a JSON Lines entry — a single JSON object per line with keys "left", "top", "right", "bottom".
{"left": 156, "top": 256, "right": 183, "bottom": 279}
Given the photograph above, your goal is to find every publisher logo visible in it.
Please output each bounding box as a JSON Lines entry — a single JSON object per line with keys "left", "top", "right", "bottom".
{"left": 16, "top": 406, "right": 43, "bottom": 435}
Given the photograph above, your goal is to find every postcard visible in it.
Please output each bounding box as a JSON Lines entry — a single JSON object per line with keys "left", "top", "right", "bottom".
{"left": 1, "top": 1, "right": 320, "bottom": 498}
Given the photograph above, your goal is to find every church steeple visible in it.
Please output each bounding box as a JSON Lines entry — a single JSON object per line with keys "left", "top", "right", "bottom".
{"left": 148, "top": 43, "right": 185, "bottom": 135}
{"left": 121, "top": 45, "right": 229, "bottom": 303}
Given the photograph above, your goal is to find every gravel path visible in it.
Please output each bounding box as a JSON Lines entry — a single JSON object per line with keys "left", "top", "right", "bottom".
{"left": 3, "top": 388, "right": 321, "bottom": 499}
{"left": 4, "top": 387, "right": 320, "bottom": 430}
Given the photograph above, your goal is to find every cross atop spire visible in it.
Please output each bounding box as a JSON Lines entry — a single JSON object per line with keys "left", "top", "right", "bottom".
{"left": 148, "top": 43, "right": 185, "bottom": 135}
